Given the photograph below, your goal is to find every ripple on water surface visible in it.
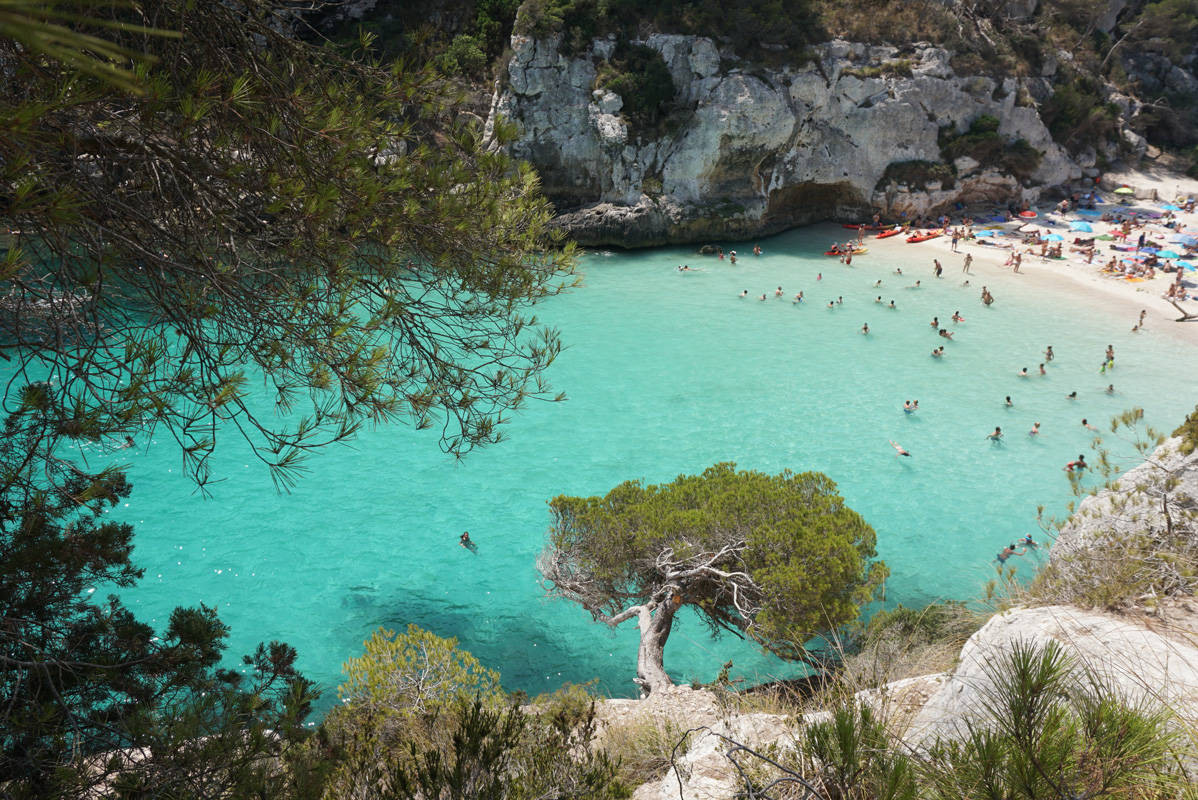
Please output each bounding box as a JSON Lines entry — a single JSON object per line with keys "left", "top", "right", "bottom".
{"left": 113, "top": 226, "right": 1198, "bottom": 703}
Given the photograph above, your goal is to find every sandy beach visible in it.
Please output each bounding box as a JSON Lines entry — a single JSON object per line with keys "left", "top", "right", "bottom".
{"left": 830, "top": 174, "right": 1198, "bottom": 349}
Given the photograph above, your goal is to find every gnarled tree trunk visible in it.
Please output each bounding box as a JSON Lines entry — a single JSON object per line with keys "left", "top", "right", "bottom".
{"left": 634, "top": 599, "right": 677, "bottom": 697}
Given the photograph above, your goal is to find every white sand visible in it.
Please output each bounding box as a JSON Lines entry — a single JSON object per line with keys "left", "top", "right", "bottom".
{"left": 835, "top": 192, "right": 1198, "bottom": 348}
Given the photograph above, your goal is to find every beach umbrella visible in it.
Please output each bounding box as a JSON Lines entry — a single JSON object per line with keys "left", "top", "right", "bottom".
{"left": 975, "top": 229, "right": 996, "bottom": 237}
{"left": 1156, "top": 250, "right": 1181, "bottom": 258}
{"left": 1045, "top": 233, "right": 1064, "bottom": 241}
{"left": 1019, "top": 210, "right": 1037, "bottom": 218}
{"left": 1069, "top": 221, "right": 1093, "bottom": 232}
{"left": 1114, "top": 186, "right": 1135, "bottom": 195}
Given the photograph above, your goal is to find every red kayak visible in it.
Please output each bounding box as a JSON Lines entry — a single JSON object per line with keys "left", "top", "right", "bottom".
{"left": 906, "top": 233, "right": 942, "bottom": 243}
{"left": 876, "top": 228, "right": 904, "bottom": 239}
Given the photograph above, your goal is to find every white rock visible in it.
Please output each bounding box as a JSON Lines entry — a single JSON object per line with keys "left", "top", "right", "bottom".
{"left": 493, "top": 35, "right": 1087, "bottom": 245}
{"left": 906, "top": 604, "right": 1198, "bottom": 744}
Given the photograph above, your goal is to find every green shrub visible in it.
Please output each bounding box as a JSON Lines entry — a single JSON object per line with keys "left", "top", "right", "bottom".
{"left": 1172, "top": 405, "right": 1198, "bottom": 455}
{"left": 938, "top": 116, "right": 1042, "bottom": 181}
{"left": 876, "top": 160, "right": 956, "bottom": 191}
{"left": 595, "top": 42, "right": 676, "bottom": 134}
{"left": 338, "top": 624, "right": 504, "bottom": 716}
{"left": 1040, "top": 73, "right": 1120, "bottom": 151}
{"left": 435, "top": 33, "right": 489, "bottom": 77}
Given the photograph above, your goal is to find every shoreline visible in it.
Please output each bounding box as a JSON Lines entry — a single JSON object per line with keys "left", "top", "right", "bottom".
{"left": 851, "top": 229, "right": 1198, "bottom": 348}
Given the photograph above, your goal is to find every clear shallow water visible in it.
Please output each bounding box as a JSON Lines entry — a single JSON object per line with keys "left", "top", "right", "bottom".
{"left": 100, "top": 224, "right": 1197, "bottom": 704}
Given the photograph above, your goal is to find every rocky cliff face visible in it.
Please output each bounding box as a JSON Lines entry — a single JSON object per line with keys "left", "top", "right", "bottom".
{"left": 488, "top": 34, "right": 1084, "bottom": 247}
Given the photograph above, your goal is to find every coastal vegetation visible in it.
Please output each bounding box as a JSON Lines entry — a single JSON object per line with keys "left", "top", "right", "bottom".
{"left": 538, "top": 464, "right": 887, "bottom": 695}
{"left": 740, "top": 640, "right": 1190, "bottom": 800}
{"left": 1, "top": 0, "right": 572, "bottom": 794}
{"left": 3, "top": 2, "right": 1198, "bottom": 797}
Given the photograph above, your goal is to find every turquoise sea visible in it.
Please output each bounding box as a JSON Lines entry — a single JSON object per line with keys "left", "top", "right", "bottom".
{"left": 105, "top": 224, "right": 1198, "bottom": 704}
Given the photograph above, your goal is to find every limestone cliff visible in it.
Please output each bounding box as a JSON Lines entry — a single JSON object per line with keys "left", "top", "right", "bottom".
{"left": 488, "top": 34, "right": 1084, "bottom": 247}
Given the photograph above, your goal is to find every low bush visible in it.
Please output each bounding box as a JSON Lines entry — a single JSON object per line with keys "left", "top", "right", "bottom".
{"left": 876, "top": 160, "right": 956, "bottom": 191}
{"left": 595, "top": 42, "right": 677, "bottom": 135}
{"left": 598, "top": 715, "right": 692, "bottom": 787}
{"left": 939, "top": 115, "right": 1042, "bottom": 181}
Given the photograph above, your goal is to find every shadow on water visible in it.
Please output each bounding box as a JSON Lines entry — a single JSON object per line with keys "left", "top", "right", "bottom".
{"left": 317, "top": 585, "right": 635, "bottom": 713}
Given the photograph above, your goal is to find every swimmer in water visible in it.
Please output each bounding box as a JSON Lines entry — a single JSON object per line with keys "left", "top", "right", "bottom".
{"left": 894, "top": 267, "right": 903, "bottom": 275}
{"left": 903, "top": 400, "right": 914, "bottom": 412}
{"left": 939, "top": 329, "right": 953, "bottom": 340}
{"left": 760, "top": 294, "right": 767, "bottom": 301}
{"left": 837, "top": 296, "right": 844, "bottom": 305}
{"left": 1039, "top": 363, "right": 1046, "bottom": 375}
{"left": 775, "top": 286, "right": 784, "bottom": 296}
{"left": 1005, "top": 396, "right": 1013, "bottom": 407}
{"left": 930, "top": 316, "right": 939, "bottom": 328}
{"left": 874, "top": 279, "right": 882, "bottom": 287}
{"left": 1066, "top": 391, "right": 1077, "bottom": 400}
{"left": 827, "top": 301, "right": 835, "bottom": 308}
{"left": 817, "top": 273, "right": 822, "bottom": 280}
{"left": 740, "top": 289, "right": 748, "bottom": 298}
{"left": 793, "top": 292, "right": 804, "bottom": 303}
{"left": 889, "top": 440, "right": 912, "bottom": 457}
{"left": 1044, "top": 345, "right": 1054, "bottom": 361}
{"left": 875, "top": 296, "right": 883, "bottom": 303}
{"left": 861, "top": 322, "right": 870, "bottom": 334}
{"left": 1082, "top": 418, "right": 1098, "bottom": 431}
{"left": 986, "top": 426, "right": 1003, "bottom": 441}
{"left": 888, "top": 300, "right": 896, "bottom": 309}
{"left": 1105, "top": 384, "right": 1114, "bottom": 394}
{"left": 460, "top": 531, "right": 477, "bottom": 552}
{"left": 1018, "top": 367, "right": 1029, "bottom": 378}
{"left": 1065, "top": 454, "right": 1088, "bottom": 472}
{"left": 996, "top": 543, "right": 1026, "bottom": 563}
{"left": 932, "top": 347, "right": 943, "bottom": 357}
{"left": 1020, "top": 534, "right": 1039, "bottom": 548}
{"left": 1029, "top": 421, "right": 1040, "bottom": 435}
{"left": 909, "top": 280, "right": 921, "bottom": 289}
{"left": 952, "top": 310, "right": 964, "bottom": 323}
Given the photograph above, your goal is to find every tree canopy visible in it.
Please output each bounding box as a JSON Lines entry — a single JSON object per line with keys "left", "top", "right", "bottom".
{"left": 538, "top": 463, "right": 888, "bottom": 694}
{"left": 0, "top": 0, "right": 575, "bottom": 492}
{"left": 0, "top": 0, "right": 575, "bottom": 791}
